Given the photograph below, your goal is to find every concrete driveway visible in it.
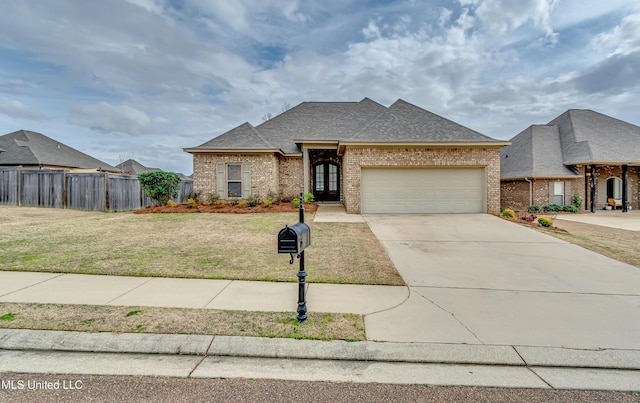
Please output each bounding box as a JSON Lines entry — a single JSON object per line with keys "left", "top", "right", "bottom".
{"left": 363, "top": 214, "right": 640, "bottom": 350}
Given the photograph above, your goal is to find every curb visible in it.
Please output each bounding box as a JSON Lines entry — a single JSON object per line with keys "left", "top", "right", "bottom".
{"left": 2, "top": 329, "right": 640, "bottom": 370}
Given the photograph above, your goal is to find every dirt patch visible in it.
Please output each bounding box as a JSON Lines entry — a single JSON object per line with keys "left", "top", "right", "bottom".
{"left": 135, "top": 202, "right": 318, "bottom": 214}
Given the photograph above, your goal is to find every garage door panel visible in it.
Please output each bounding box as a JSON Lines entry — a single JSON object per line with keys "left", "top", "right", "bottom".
{"left": 361, "top": 168, "right": 485, "bottom": 214}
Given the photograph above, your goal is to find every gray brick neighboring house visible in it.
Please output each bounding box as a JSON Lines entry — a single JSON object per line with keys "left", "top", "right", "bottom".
{"left": 500, "top": 110, "right": 640, "bottom": 212}
{"left": 184, "top": 98, "right": 509, "bottom": 214}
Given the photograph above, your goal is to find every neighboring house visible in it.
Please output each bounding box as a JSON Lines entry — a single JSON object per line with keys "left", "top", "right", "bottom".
{"left": 500, "top": 109, "right": 640, "bottom": 212}
{"left": 184, "top": 98, "right": 508, "bottom": 214}
{"left": 0, "top": 130, "right": 119, "bottom": 172}
{"left": 116, "top": 159, "right": 161, "bottom": 175}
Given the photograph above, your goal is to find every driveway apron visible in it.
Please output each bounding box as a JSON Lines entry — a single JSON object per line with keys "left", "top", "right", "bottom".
{"left": 363, "top": 214, "right": 640, "bottom": 349}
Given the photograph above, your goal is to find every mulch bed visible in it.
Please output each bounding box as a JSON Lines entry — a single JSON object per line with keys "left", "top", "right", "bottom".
{"left": 501, "top": 213, "right": 568, "bottom": 233}
{"left": 135, "top": 202, "right": 318, "bottom": 214}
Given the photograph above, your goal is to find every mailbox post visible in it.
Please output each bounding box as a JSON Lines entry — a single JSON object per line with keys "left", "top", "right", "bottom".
{"left": 277, "top": 192, "right": 310, "bottom": 323}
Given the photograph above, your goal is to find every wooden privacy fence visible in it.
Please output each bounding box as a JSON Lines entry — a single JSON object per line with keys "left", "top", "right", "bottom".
{"left": 0, "top": 166, "right": 193, "bottom": 212}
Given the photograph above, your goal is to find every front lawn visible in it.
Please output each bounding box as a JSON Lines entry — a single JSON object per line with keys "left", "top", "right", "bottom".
{"left": 0, "top": 207, "right": 403, "bottom": 285}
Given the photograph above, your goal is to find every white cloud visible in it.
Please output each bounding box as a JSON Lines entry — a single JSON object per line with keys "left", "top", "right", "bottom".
{"left": 0, "top": 0, "right": 639, "bottom": 174}
{"left": 70, "top": 102, "right": 152, "bottom": 135}
{"left": 0, "top": 99, "right": 46, "bottom": 121}
{"left": 592, "top": 12, "right": 640, "bottom": 56}
{"left": 363, "top": 19, "right": 382, "bottom": 40}
{"left": 473, "top": 0, "right": 557, "bottom": 36}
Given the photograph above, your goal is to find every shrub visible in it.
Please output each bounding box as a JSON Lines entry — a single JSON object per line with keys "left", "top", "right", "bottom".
{"left": 138, "top": 171, "right": 181, "bottom": 206}
{"left": 572, "top": 193, "right": 582, "bottom": 209}
{"left": 247, "top": 194, "right": 261, "bottom": 207}
{"left": 237, "top": 200, "right": 249, "bottom": 208}
{"left": 292, "top": 198, "right": 301, "bottom": 208}
{"left": 520, "top": 214, "right": 537, "bottom": 222}
{"left": 304, "top": 193, "right": 315, "bottom": 203}
{"left": 267, "top": 190, "right": 279, "bottom": 203}
{"left": 186, "top": 190, "right": 201, "bottom": 203}
{"left": 528, "top": 205, "right": 541, "bottom": 213}
{"left": 166, "top": 200, "right": 178, "bottom": 208}
{"left": 186, "top": 198, "right": 197, "bottom": 208}
{"left": 543, "top": 204, "right": 562, "bottom": 212}
{"left": 501, "top": 208, "right": 515, "bottom": 218}
{"left": 207, "top": 193, "right": 221, "bottom": 204}
{"left": 562, "top": 205, "right": 578, "bottom": 213}
{"left": 538, "top": 217, "right": 553, "bottom": 227}
{"left": 263, "top": 199, "right": 273, "bottom": 208}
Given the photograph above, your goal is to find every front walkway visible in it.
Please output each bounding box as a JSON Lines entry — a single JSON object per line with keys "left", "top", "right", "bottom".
{"left": 313, "top": 204, "right": 364, "bottom": 222}
{"left": 555, "top": 211, "right": 640, "bottom": 231}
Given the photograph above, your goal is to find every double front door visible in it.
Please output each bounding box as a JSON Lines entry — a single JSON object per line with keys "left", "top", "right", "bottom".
{"left": 313, "top": 162, "right": 339, "bottom": 201}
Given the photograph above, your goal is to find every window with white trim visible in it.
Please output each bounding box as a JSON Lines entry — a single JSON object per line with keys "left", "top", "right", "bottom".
{"left": 216, "top": 162, "right": 251, "bottom": 200}
{"left": 227, "top": 164, "right": 242, "bottom": 198}
{"left": 551, "top": 181, "right": 564, "bottom": 205}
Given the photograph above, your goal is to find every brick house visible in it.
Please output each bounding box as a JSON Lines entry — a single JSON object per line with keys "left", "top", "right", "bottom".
{"left": 184, "top": 98, "right": 508, "bottom": 214}
{"left": 500, "top": 109, "right": 640, "bottom": 212}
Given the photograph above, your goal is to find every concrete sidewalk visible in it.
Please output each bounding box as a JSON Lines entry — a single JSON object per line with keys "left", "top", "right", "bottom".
{"left": 555, "top": 211, "right": 640, "bottom": 231}
{"left": 1, "top": 205, "right": 640, "bottom": 390}
{"left": 0, "top": 271, "right": 407, "bottom": 314}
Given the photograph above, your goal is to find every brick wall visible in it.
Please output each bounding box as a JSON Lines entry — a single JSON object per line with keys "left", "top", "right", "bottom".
{"left": 501, "top": 178, "right": 587, "bottom": 212}
{"left": 278, "top": 156, "right": 303, "bottom": 200}
{"left": 192, "top": 153, "right": 278, "bottom": 200}
{"left": 342, "top": 146, "right": 502, "bottom": 214}
{"left": 501, "top": 166, "right": 640, "bottom": 212}
{"left": 500, "top": 180, "right": 531, "bottom": 211}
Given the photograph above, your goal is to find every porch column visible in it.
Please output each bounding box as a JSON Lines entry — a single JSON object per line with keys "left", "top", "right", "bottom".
{"left": 302, "top": 147, "right": 309, "bottom": 194}
{"left": 622, "top": 164, "right": 628, "bottom": 212}
{"left": 589, "top": 164, "right": 596, "bottom": 213}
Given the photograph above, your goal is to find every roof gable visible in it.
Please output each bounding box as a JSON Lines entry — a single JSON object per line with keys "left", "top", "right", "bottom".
{"left": 116, "top": 159, "right": 161, "bottom": 175}
{"left": 352, "top": 99, "right": 496, "bottom": 142}
{"left": 0, "top": 130, "right": 118, "bottom": 171}
{"left": 196, "top": 122, "right": 274, "bottom": 149}
{"left": 550, "top": 109, "right": 640, "bottom": 165}
{"left": 501, "top": 125, "right": 578, "bottom": 179}
{"left": 186, "top": 98, "right": 502, "bottom": 154}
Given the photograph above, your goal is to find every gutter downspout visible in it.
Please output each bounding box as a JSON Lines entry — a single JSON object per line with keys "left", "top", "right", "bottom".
{"left": 524, "top": 177, "right": 532, "bottom": 207}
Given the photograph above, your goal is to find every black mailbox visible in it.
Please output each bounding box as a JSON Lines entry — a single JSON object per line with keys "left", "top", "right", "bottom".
{"left": 278, "top": 222, "right": 310, "bottom": 254}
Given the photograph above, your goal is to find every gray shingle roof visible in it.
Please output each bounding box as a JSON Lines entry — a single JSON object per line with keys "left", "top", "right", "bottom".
{"left": 550, "top": 109, "right": 640, "bottom": 165}
{"left": 501, "top": 109, "right": 640, "bottom": 180}
{"left": 0, "top": 130, "right": 118, "bottom": 171}
{"left": 501, "top": 125, "right": 579, "bottom": 179}
{"left": 188, "top": 98, "right": 501, "bottom": 154}
{"left": 351, "top": 99, "right": 496, "bottom": 142}
{"left": 116, "top": 159, "right": 161, "bottom": 175}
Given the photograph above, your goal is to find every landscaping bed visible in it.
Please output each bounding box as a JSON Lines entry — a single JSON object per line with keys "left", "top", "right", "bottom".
{"left": 135, "top": 202, "right": 318, "bottom": 214}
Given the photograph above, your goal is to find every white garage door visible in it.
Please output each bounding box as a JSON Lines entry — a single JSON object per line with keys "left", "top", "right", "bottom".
{"left": 361, "top": 168, "right": 486, "bottom": 214}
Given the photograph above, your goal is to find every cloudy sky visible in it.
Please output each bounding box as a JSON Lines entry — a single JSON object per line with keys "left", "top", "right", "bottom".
{"left": 1, "top": 0, "right": 639, "bottom": 174}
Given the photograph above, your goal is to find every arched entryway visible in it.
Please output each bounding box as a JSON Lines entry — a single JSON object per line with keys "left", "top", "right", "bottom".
{"left": 313, "top": 162, "right": 340, "bottom": 201}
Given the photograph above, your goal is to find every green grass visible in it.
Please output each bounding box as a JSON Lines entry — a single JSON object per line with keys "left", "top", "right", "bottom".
{"left": 0, "top": 207, "right": 403, "bottom": 285}
{"left": 0, "top": 302, "right": 366, "bottom": 341}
